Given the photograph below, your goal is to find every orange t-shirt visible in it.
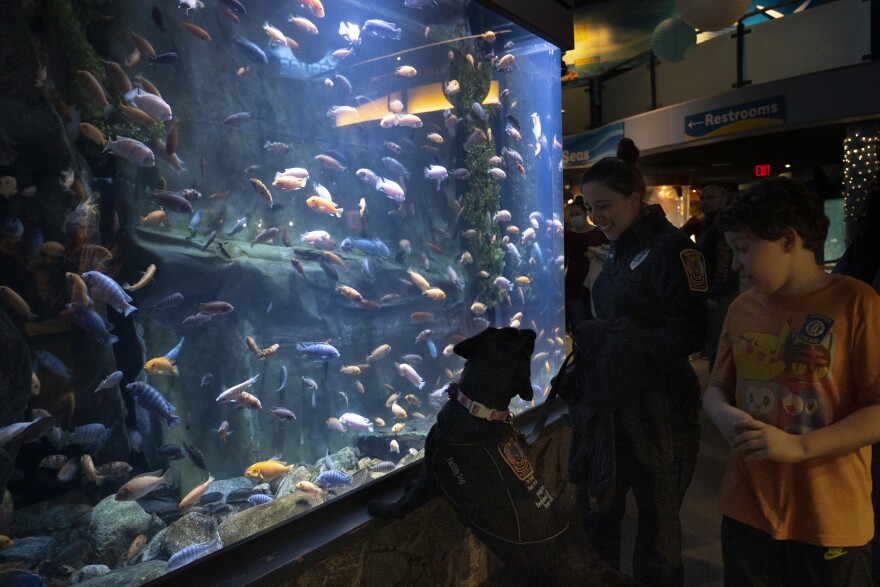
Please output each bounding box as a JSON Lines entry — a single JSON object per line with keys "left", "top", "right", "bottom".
{"left": 712, "top": 274, "right": 880, "bottom": 547}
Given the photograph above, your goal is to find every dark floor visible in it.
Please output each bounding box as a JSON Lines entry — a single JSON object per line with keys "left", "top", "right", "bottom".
{"left": 618, "top": 357, "right": 726, "bottom": 586}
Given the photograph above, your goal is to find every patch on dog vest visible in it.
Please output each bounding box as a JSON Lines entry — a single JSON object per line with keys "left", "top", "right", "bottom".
{"left": 498, "top": 436, "right": 534, "bottom": 481}
{"left": 679, "top": 249, "right": 708, "bottom": 292}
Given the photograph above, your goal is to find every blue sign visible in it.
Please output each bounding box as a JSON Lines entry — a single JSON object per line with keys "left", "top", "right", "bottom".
{"left": 684, "top": 96, "right": 785, "bottom": 141}
{"left": 562, "top": 122, "right": 624, "bottom": 168}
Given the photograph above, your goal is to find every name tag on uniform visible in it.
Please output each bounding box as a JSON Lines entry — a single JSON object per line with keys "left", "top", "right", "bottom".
{"left": 630, "top": 248, "right": 650, "bottom": 269}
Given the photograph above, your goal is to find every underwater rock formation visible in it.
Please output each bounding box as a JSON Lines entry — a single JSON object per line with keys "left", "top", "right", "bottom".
{"left": 87, "top": 496, "right": 159, "bottom": 562}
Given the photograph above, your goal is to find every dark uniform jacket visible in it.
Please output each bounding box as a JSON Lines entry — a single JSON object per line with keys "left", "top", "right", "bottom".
{"left": 696, "top": 214, "right": 739, "bottom": 300}
{"left": 586, "top": 205, "right": 707, "bottom": 466}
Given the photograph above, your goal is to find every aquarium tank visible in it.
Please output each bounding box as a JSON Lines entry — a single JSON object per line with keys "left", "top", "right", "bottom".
{"left": 0, "top": 0, "right": 564, "bottom": 582}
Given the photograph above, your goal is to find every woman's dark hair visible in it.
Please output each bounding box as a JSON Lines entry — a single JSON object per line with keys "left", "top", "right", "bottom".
{"left": 570, "top": 195, "right": 587, "bottom": 213}
{"left": 718, "top": 177, "right": 830, "bottom": 252}
{"left": 580, "top": 138, "right": 647, "bottom": 200}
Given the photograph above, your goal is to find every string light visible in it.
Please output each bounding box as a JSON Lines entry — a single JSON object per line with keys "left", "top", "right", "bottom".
{"left": 843, "top": 128, "right": 879, "bottom": 221}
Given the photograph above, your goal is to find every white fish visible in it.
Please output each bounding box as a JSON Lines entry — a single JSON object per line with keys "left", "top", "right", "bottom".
{"left": 301, "top": 230, "right": 331, "bottom": 243}
{"left": 376, "top": 178, "right": 405, "bottom": 201}
{"left": 397, "top": 363, "right": 425, "bottom": 389}
{"left": 216, "top": 374, "right": 260, "bottom": 403}
{"left": 94, "top": 370, "right": 123, "bottom": 393}
{"left": 131, "top": 89, "right": 172, "bottom": 121}
{"left": 103, "top": 136, "right": 155, "bottom": 167}
{"left": 338, "top": 413, "right": 373, "bottom": 432}
{"left": 339, "top": 21, "right": 361, "bottom": 45}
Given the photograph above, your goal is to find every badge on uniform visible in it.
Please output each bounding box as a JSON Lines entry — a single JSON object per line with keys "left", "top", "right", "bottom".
{"left": 797, "top": 314, "right": 834, "bottom": 345}
{"left": 630, "top": 248, "right": 650, "bottom": 269}
{"left": 679, "top": 249, "right": 708, "bottom": 292}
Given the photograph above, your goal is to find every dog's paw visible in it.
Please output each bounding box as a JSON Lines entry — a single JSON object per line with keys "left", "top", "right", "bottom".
{"left": 367, "top": 500, "right": 396, "bottom": 518}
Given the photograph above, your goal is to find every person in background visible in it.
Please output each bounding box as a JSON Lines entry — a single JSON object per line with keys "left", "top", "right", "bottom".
{"left": 564, "top": 196, "right": 608, "bottom": 332}
{"left": 696, "top": 183, "right": 740, "bottom": 370}
{"left": 572, "top": 138, "right": 708, "bottom": 586}
{"left": 679, "top": 208, "right": 705, "bottom": 240}
{"left": 703, "top": 178, "right": 880, "bottom": 587}
{"left": 832, "top": 191, "right": 880, "bottom": 585}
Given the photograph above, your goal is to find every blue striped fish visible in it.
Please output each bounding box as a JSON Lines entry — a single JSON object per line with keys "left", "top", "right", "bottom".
{"left": 126, "top": 382, "right": 181, "bottom": 428}
{"left": 166, "top": 536, "right": 222, "bottom": 571}
{"left": 316, "top": 469, "right": 352, "bottom": 488}
{"left": 247, "top": 494, "right": 273, "bottom": 506}
{"left": 82, "top": 271, "right": 136, "bottom": 316}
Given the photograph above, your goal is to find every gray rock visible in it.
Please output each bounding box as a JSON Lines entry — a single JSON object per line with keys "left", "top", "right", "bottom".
{"left": 87, "top": 495, "right": 153, "bottom": 562}
{"left": 75, "top": 560, "right": 167, "bottom": 586}
{"left": 161, "top": 512, "right": 215, "bottom": 557}
{"left": 219, "top": 493, "right": 321, "bottom": 545}
{"left": 207, "top": 476, "right": 252, "bottom": 497}
{"left": 71, "top": 564, "right": 111, "bottom": 584}
{"left": 0, "top": 535, "right": 56, "bottom": 566}
{"left": 13, "top": 492, "right": 93, "bottom": 537}
{"left": 314, "top": 447, "right": 360, "bottom": 472}
{"left": 139, "top": 527, "right": 167, "bottom": 563}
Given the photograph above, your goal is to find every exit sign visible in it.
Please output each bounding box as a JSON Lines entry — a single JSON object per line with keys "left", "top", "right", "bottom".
{"left": 753, "top": 164, "right": 772, "bottom": 177}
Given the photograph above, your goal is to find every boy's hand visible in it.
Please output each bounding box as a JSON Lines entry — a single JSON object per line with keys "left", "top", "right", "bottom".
{"left": 732, "top": 419, "right": 806, "bottom": 463}
{"left": 707, "top": 402, "right": 754, "bottom": 445}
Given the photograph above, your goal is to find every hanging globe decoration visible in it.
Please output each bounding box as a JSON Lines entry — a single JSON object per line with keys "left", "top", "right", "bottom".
{"left": 651, "top": 18, "right": 696, "bottom": 63}
{"left": 676, "top": 0, "right": 751, "bottom": 32}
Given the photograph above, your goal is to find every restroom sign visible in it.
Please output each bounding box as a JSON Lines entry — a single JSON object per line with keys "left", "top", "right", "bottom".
{"left": 684, "top": 96, "right": 785, "bottom": 141}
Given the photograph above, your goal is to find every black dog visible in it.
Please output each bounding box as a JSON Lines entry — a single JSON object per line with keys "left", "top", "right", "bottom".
{"left": 368, "top": 327, "right": 636, "bottom": 586}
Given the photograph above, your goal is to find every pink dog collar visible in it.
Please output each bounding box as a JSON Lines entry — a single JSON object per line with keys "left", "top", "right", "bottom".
{"left": 447, "top": 382, "right": 512, "bottom": 422}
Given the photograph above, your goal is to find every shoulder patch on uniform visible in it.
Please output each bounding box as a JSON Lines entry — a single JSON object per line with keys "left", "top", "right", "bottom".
{"left": 679, "top": 249, "right": 708, "bottom": 292}
{"left": 497, "top": 436, "right": 534, "bottom": 482}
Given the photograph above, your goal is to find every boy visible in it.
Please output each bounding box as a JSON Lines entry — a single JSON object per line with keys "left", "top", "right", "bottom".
{"left": 702, "top": 177, "right": 880, "bottom": 586}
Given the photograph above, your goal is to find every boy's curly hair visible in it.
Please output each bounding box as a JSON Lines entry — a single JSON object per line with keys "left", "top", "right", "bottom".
{"left": 718, "top": 177, "right": 829, "bottom": 252}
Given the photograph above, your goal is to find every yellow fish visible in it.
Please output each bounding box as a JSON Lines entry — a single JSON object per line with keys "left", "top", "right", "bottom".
{"left": 244, "top": 460, "right": 293, "bottom": 480}
{"left": 0, "top": 286, "right": 37, "bottom": 320}
{"left": 0, "top": 535, "right": 12, "bottom": 550}
{"left": 306, "top": 196, "right": 343, "bottom": 217}
{"left": 272, "top": 175, "right": 307, "bottom": 191}
{"left": 423, "top": 287, "right": 446, "bottom": 300}
{"left": 144, "top": 356, "right": 178, "bottom": 377}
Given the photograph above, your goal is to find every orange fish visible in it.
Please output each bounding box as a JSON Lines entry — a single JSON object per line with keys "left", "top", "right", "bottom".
{"left": 237, "top": 391, "right": 262, "bottom": 409}
{"left": 182, "top": 22, "right": 211, "bottom": 41}
{"left": 130, "top": 30, "right": 157, "bottom": 59}
{"left": 144, "top": 356, "right": 178, "bottom": 376}
{"left": 272, "top": 175, "right": 306, "bottom": 191}
{"left": 123, "top": 534, "right": 147, "bottom": 565}
{"left": 244, "top": 460, "right": 293, "bottom": 480}
{"left": 178, "top": 474, "right": 214, "bottom": 513}
{"left": 300, "top": 0, "right": 324, "bottom": 18}
{"left": 245, "top": 336, "right": 261, "bottom": 356}
{"left": 141, "top": 210, "right": 166, "bottom": 226}
{"left": 306, "top": 196, "right": 343, "bottom": 217}
{"left": 118, "top": 104, "right": 157, "bottom": 127}
{"left": 336, "top": 285, "right": 363, "bottom": 302}
{"left": 258, "top": 344, "right": 279, "bottom": 359}
{"left": 78, "top": 122, "right": 107, "bottom": 147}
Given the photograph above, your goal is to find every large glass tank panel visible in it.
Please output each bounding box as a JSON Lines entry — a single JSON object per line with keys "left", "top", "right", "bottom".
{"left": 0, "top": 0, "right": 563, "bottom": 581}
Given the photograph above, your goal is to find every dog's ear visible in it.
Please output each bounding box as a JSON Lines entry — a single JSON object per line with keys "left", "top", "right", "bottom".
{"left": 518, "top": 328, "right": 537, "bottom": 356}
{"left": 453, "top": 327, "right": 496, "bottom": 360}
{"left": 502, "top": 328, "right": 537, "bottom": 401}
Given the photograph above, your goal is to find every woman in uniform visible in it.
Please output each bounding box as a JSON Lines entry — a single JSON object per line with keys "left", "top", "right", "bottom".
{"left": 573, "top": 139, "right": 707, "bottom": 586}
